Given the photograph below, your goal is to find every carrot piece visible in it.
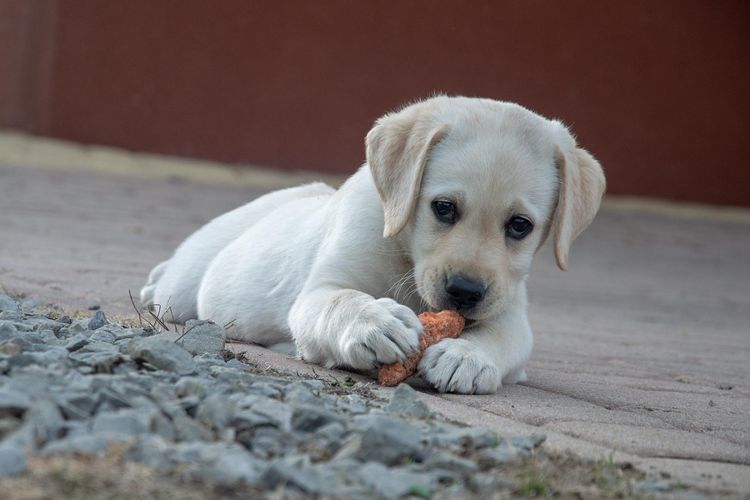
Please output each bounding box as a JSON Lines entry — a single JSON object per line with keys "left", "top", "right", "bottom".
{"left": 378, "top": 310, "right": 464, "bottom": 386}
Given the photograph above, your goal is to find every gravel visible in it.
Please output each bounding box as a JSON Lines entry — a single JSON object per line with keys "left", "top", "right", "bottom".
{"left": 0, "top": 293, "right": 663, "bottom": 497}
{"left": 0, "top": 444, "right": 26, "bottom": 476}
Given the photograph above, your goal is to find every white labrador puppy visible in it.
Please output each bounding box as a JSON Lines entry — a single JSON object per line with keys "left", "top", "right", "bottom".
{"left": 141, "top": 96, "right": 605, "bottom": 394}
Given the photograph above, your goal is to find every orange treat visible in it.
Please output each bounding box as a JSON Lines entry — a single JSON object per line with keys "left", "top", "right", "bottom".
{"left": 378, "top": 310, "right": 465, "bottom": 386}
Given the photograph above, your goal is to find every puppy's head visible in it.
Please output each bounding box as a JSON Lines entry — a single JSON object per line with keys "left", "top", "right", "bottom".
{"left": 367, "top": 96, "right": 605, "bottom": 320}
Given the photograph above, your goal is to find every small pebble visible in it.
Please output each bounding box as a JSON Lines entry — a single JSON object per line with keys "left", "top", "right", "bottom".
{"left": 88, "top": 310, "right": 108, "bottom": 330}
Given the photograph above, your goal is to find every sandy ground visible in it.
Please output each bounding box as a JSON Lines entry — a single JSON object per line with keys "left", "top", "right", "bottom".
{"left": 1, "top": 133, "right": 749, "bottom": 493}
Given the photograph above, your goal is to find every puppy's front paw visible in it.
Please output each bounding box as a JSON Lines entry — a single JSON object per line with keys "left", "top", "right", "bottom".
{"left": 339, "top": 298, "right": 422, "bottom": 370}
{"left": 418, "top": 338, "right": 500, "bottom": 394}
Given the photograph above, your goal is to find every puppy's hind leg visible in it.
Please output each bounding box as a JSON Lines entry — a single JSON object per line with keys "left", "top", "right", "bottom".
{"left": 140, "top": 259, "right": 170, "bottom": 309}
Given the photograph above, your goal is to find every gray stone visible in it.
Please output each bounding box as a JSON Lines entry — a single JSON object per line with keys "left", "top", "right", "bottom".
{"left": 149, "top": 382, "right": 178, "bottom": 404}
{"left": 244, "top": 427, "right": 289, "bottom": 459}
{"left": 28, "top": 347, "right": 69, "bottom": 367}
{"left": 298, "top": 378, "right": 326, "bottom": 391}
{"left": 95, "top": 385, "right": 133, "bottom": 410}
{"left": 232, "top": 409, "right": 276, "bottom": 429}
{"left": 128, "top": 337, "right": 195, "bottom": 375}
{"left": 59, "top": 421, "right": 88, "bottom": 438}
{"left": 124, "top": 435, "right": 171, "bottom": 470}
{"left": 200, "top": 450, "right": 262, "bottom": 485}
{"left": 0, "top": 388, "right": 32, "bottom": 418}
{"left": 468, "top": 472, "right": 515, "bottom": 493}
{"left": 352, "top": 414, "right": 423, "bottom": 465}
{"left": 204, "top": 370, "right": 248, "bottom": 390}
{"left": 127, "top": 395, "right": 160, "bottom": 412}
{"left": 308, "top": 463, "right": 368, "bottom": 498}
{"left": 336, "top": 394, "right": 368, "bottom": 415}
{"left": 510, "top": 433, "right": 546, "bottom": 453}
{"left": 432, "top": 426, "right": 501, "bottom": 451}
{"left": 0, "top": 444, "right": 26, "bottom": 476}
{"left": 178, "top": 320, "right": 226, "bottom": 356}
{"left": 259, "top": 458, "right": 324, "bottom": 494}
{"left": 151, "top": 412, "right": 176, "bottom": 441}
{"left": 291, "top": 404, "right": 344, "bottom": 432}
{"left": 177, "top": 395, "right": 201, "bottom": 414}
{"left": 424, "top": 450, "right": 478, "bottom": 473}
{"left": 238, "top": 395, "right": 292, "bottom": 430}
{"left": 635, "top": 479, "right": 673, "bottom": 494}
{"left": 4, "top": 372, "right": 54, "bottom": 397}
{"left": 0, "top": 294, "right": 17, "bottom": 313}
{"left": 331, "top": 431, "right": 363, "bottom": 462}
{"left": 195, "top": 394, "right": 235, "bottom": 431}
{"left": 204, "top": 360, "right": 237, "bottom": 376}
{"left": 27, "top": 318, "right": 65, "bottom": 334}
{"left": 3, "top": 352, "right": 37, "bottom": 370}
{"left": 0, "top": 416, "right": 22, "bottom": 439}
{"left": 2, "top": 422, "right": 36, "bottom": 453}
{"left": 224, "top": 359, "right": 246, "bottom": 370}
{"left": 55, "top": 392, "right": 98, "bottom": 419}
{"left": 386, "top": 383, "right": 431, "bottom": 418}
{"left": 171, "top": 442, "right": 261, "bottom": 485}
{"left": 89, "top": 329, "right": 115, "bottom": 343}
{"left": 113, "top": 328, "right": 145, "bottom": 342}
{"left": 284, "top": 381, "right": 318, "bottom": 405}
{"left": 87, "top": 302, "right": 101, "bottom": 311}
{"left": 315, "top": 421, "right": 346, "bottom": 442}
{"left": 69, "top": 342, "right": 122, "bottom": 373}
{"left": 37, "top": 329, "right": 61, "bottom": 345}
{"left": 172, "top": 415, "right": 214, "bottom": 442}
{"left": 175, "top": 376, "right": 209, "bottom": 398}
{"left": 88, "top": 310, "right": 108, "bottom": 330}
{"left": 477, "top": 443, "right": 519, "bottom": 467}
{"left": 41, "top": 435, "right": 115, "bottom": 456}
{"left": 671, "top": 493, "right": 712, "bottom": 500}
{"left": 20, "top": 299, "right": 38, "bottom": 310}
{"left": 66, "top": 319, "right": 90, "bottom": 333}
{"left": 357, "top": 462, "right": 434, "bottom": 498}
{"left": 17, "top": 331, "right": 45, "bottom": 346}
{"left": 0, "top": 321, "right": 19, "bottom": 340}
{"left": 29, "top": 318, "right": 65, "bottom": 333}
{"left": 248, "top": 381, "right": 283, "bottom": 398}
{"left": 92, "top": 408, "right": 155, "bottom": 437}
{"left": 25, "top": 400, "right": 65, "bottom": 444}
{"left": 0, "top": 310, "right": 21, "bottom": 321}
{"left": 65, "top": 333, "right": 89, "bottom": 352}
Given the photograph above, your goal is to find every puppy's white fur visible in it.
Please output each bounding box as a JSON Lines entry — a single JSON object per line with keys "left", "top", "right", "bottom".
{"left": 141, "top": 96, "right": 605, "bottom": 394}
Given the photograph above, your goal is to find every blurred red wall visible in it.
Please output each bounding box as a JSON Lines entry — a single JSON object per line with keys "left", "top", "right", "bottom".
{"left": 2, "top": 0, "right": 749, "bottom": 206}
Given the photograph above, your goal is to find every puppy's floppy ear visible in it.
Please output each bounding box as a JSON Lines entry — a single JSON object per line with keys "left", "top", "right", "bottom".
{"left": 552, "top": 139, "right": 606, "bottom": 271}
{"left": 366, "top": 107, "right": 447, "bottom": 238}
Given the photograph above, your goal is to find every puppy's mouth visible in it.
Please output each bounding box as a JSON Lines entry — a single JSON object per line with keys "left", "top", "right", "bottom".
{"left": 418, "top": 291, "right": 483, "bottom": 327}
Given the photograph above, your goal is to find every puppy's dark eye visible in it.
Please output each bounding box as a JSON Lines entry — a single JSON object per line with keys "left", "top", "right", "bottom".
{"left": 506, "top": 216, "right": 533, "bottom": 240}
{"left": 432, "top": 200, "right": 458, "bottom": 224}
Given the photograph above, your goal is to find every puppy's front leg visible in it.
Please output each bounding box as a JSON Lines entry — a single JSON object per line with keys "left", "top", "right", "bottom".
{"left": 288, "top": 288, "right": 422, "bottom": 370}
{"left": 418, "top": 305, "right": 533, "bottom": 394}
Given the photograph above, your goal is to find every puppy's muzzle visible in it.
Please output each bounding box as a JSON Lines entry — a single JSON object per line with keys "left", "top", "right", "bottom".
{"left": 445, "top": 274, "right": 486, "bottom": 312}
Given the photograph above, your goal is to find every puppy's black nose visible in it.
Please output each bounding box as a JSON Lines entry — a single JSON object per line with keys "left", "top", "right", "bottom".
{"left": 445, "top": 275, "right": 485, "bottom": 310}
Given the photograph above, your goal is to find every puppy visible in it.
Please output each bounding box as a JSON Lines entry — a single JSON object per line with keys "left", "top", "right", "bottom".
{"left": 140, "top": 96, "right": 605, "bottom": 394}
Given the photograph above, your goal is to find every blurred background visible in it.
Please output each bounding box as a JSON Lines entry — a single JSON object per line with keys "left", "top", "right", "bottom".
{"left": 1, "top": 0, "right": 748, "bottom": 206}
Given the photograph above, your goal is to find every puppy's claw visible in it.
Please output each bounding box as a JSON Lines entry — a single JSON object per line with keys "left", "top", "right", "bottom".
{"left": 339, "top": 298, "right": 422, "bottom": 370}
{"left": 419, "top": 338, "right": 500, "bottom": 394}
